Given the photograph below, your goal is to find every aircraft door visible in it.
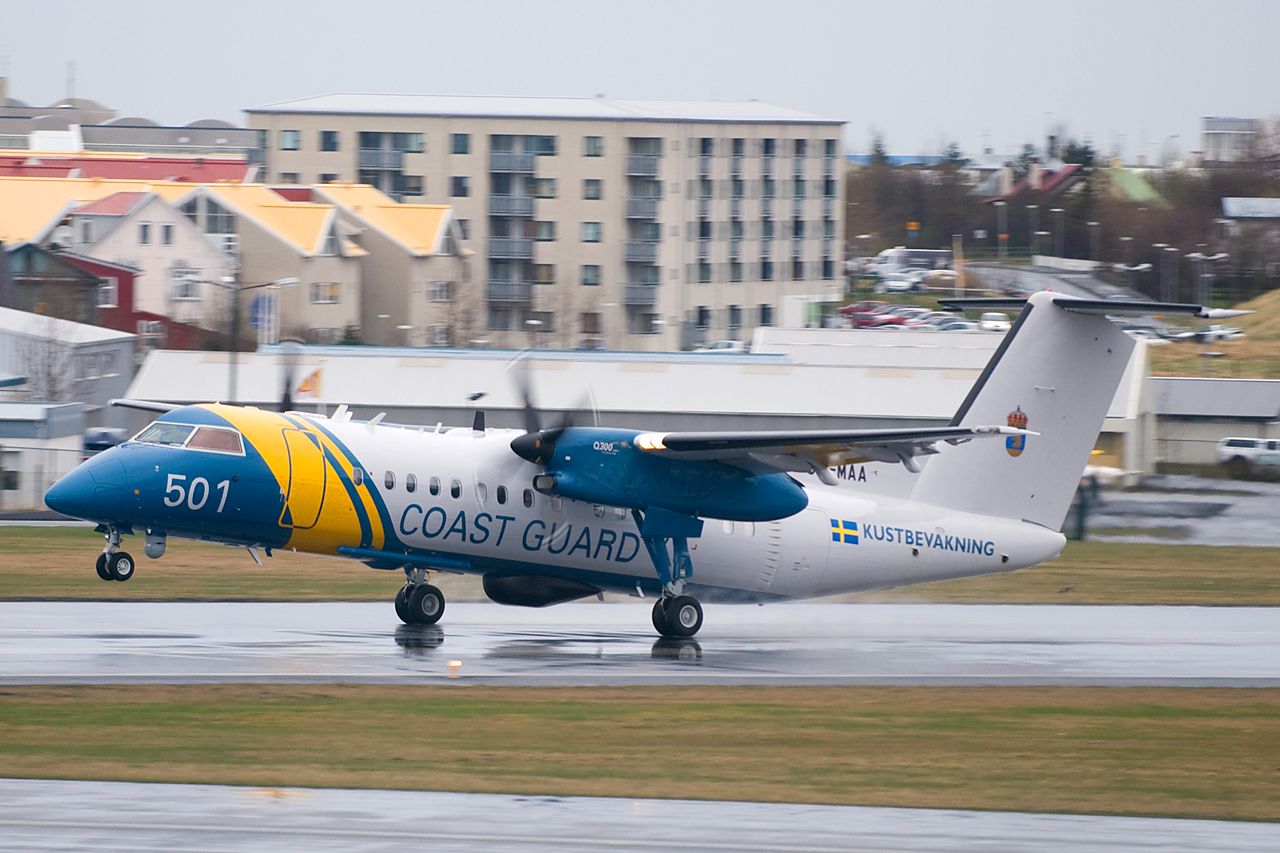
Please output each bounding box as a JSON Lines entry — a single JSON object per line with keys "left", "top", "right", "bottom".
{"left": 280, "top": 428, "right": 326, "bottom": 529}
{"left": 769, "top": 508, "right": 832, "bottom": 598}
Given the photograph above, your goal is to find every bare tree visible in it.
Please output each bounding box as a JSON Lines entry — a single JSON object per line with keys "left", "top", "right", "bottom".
{"left": 16, "top": 314, "right": 79, "bottom": 402}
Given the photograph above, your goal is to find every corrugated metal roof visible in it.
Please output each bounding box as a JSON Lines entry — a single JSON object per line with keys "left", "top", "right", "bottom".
{"left": 247, "top": 93, "right": 841, "bottom": 125}
{"left": 1222, "top": 197, "right": 1280, "bottom": 219}
{"left": 1151, "top": 377, "right": 1280, "bottom": 419}
{"left": 0, "top": 306, "right": 135, "bottom": 344}
{"left": 316, "top": 184, "right": 449, "bottom": 256}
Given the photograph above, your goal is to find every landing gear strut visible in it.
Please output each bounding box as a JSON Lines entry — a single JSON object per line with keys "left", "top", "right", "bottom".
{"left": 97, "top": 528, "right": 135, "bottom": 582}
{"left": 634, "top": 508, "right": 706, "bottom": 638}
{"left": 397, "top": 567, "right": 445, "bottom": 626}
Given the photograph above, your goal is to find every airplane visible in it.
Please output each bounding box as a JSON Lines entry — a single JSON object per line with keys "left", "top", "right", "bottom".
{"left": 43, "top": 292, "right": 1246, "bottom": 638}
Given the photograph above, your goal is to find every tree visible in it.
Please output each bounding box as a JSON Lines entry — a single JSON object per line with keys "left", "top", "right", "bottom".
{"left": 1063, "top": 139, "right": 1097, "bottom": 168}
{"left": 16, "top": 314, "right": 78, "bottom": 402}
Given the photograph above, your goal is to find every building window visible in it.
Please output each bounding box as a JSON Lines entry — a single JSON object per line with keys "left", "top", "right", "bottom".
{"left": 320, "top": 130, "right": 339, "bottom": 152}
{"left": 529, "top": 177, "right": 557, "bottom": 199}
{"left": 581, "top": 264, "right": 601, "bottom": 286}
{"left": 698, "top": 219, "right": 712, "bottom": 240}
{"left": 822, "top": 257, "right": 835, "bottom": 280}
{"left": 525, "top": 309, "right": 554, "bottom": 332}
{"left": 698, "top": 262, "right": 711, "bottom": 283}
{"left": 762, "top": 138, "right": 776, "bottom": 157}
{"left": 158, "top": 224, "right": 172, "bottom": 246}
{"left": 451, "top": 176, "right": 470, "bottom": 197}
{"left": 762, "top": 219, "right": 775, "bottom": 240}
{"left": 731, "top": 178, "right": 744, "bottom": 198}
{"left": 823, "top": 178, "right": 837, "bottom": 198}
{"left": 311, "top": 282, "right": 340, "bottom": 304}
{"left": 78, "top": 220, "right": 94, "bottom": 243}
{"left": 457, "top": 219, "right": 471, "bottom": 240}
{"left": 280, "top": 130, "right": 300, "bottom": 151}
{"left": 732, "top": 138, "right": 745, "bottom": 156}
{"left": 584, "top": 135, "right": 604, "bottom": 157}
{"left": 730, "top": 261, "right": 743, "bottom": 282}
{"left": 581, "top": 312, "right": 601, "bottom": 335}
{"left": 172, "top": 273, "right": 201, "bottom": 301}
{"left": 728, "top": 304, "right": 742, "bottom": 330}
{"left": 279, "top": 172, "right": 300, "bottom": 184}
{"left": 393, "top": 174, "right": 424, "bottom": 197}
{"left": 358, "top": 131, "right": 383, "bottom": 149}
{"left": 488, "top": 306, "right": 513, "bottom": 331}
{"left": 794, "top": 139, "right": 807, "bottom": 158}
{"left": 762, "top": 177, "right": 775, "bottom": 198}
{"left": 393, "top": 132, "right": 425, "bottom": 153}
{"left": 699, "top": 137, "right": 714, "bottom": 156}
{"left": 138, "top": 223, "right": 151, "bottom": 244}
{"left": 581, "top": 222, "right": 602, "bottom": 243}
{"left": 759, "top": 303, "right": 774, "bottom": 326}
{"left": 533, "top": 264, "right": 555, "bottom": 285}
{"left": 761, "top": 259, "right": 774, "bottom": 281}
{"left": 583, "top": 178, "right": 603, "bottom": 200}
{"left": 451, "top": 133, "right": 470, "bottom": 154}
{"left": 793, "top": 178, "right": 806, "bottom": 199}
{"left": 527, "top": 135, "right": 557, "bottom": 155}
{"left": 98, "top": 277, "right": 118, "bottom": 309}
{"left": 823, "top": 218, "right": 836, "bottom": 240}
{"left": 320, "top": 172, "right": 338, "bottom": 183}
{"left": 428, "top": 280, "right": 455, "bottom": 301}
{"left": 792, "top": 217, "right": 805, "bottom": 239}
{"left": 824, "top": 138, "right": 837, "bottom": 158}
{"left": 695, "top": 306, "right": 710, "bottom": 328}
{"left": 534, "top": 221, "right": 556, "bottom": 241}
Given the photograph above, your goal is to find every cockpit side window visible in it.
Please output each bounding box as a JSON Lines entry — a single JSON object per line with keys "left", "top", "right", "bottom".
{"left": 134, "top": 422, "right": 195, "bottom": 447}
{"left": 185, "top": 426, "right": 245, "bottom": 455}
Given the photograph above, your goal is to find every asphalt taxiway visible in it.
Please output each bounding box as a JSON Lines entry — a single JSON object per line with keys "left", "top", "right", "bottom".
{"left": 2, "top": 779, "right": 1277, "bottom": 852}
{"left": 2, "top": 601, "right": 1277, "bottom": 686}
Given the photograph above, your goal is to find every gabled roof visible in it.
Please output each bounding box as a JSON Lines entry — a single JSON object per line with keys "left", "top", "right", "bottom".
{"left": 313, "top": 183, "right": 450, "bottom": 256}
{"left": 0, "top": 150, "right": 252, "bottom": 182}
{"left": 178, "top": 183, "right": 338, "bottom": 256}
{"left": 73, "top": 191, "right": 150, "bottom": 216}
{"left": 0, "top": 176, "right": 193, "bottom": 244}
{"left": 0, "top": 306, "right": 134, "bottom": 344}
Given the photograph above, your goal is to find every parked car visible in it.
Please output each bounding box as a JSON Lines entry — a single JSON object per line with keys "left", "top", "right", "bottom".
{"left": 693, "top": 340, "right": 749, "bottom": 353}
{"left": 939, "top": 319, "right": 980, "bottom": 332}
{"left": 1217, "top": 437, "right": 1280, "bottom": 478}
{"left": 979, "top": 312, "right": 1012, "bottom": 332}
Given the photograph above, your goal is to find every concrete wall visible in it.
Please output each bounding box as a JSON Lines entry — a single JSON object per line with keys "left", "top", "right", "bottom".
{"left": 1157, "top": 419, "right": 1280, "bottom": 465}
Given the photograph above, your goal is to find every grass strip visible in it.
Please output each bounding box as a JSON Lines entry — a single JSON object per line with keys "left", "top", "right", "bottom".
{"left": 0, "top": 685, "right": 1276, "bottom": 821}
{"left": 2, "top": 526, "right": 1277, "bottom": 605}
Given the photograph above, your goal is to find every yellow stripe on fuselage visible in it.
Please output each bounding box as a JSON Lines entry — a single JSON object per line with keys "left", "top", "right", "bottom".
{"left": 199, "top": 404, "right": 383, "bottom": 554}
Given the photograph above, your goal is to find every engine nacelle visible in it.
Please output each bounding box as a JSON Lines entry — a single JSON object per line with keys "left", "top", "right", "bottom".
{"left": 483, "top": 574, "right": 602, "bottom": 608}
{"left": 538, "top": 428, "right": 808, "bottom": 522}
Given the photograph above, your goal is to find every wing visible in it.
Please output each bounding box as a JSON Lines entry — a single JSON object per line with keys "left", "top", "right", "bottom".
{"left": 109, "top": 398, "right": 181, "bottom": 413}
{"left": 632, "top": 424, "right": 1030, "bottom": 480}
{"left": 940, "top": 296, "right": 1251, "bottom": 320}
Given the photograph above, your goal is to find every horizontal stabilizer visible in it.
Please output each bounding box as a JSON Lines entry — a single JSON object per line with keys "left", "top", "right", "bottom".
{"left": 941, "top": 296, "right": 1251, "bottom": 320}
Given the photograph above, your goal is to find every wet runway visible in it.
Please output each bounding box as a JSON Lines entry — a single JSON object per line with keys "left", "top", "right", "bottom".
{"left": 2, "top": 601, "right": 1278, "bottom": 686}
{"left": 2, "top": 778, "right": 1276, "bottom": 852}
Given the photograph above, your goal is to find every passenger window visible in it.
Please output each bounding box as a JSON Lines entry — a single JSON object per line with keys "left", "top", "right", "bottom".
{"left": 385, "top": 471, "right": 395, "bottom": 490}
{"left": 450, "top": 479, "right": 461, "bottom": 499}
{"left": 405, "top": 474, "right": 417, "bottom": 493}
{"left": 134, "top": 422, "right": 194, "bottom": 447}
{"left": 477, "top": 482, "right": 488, "bottom": 503}
{"left": 551, "top": 496, "right": 563, "bottom": 512}
{"left": 429, "top": 477, "right": 440, "bottom": 496}
{"left": 744, "top": 522, "right": 756, "bottom": 537}
{"left": 593, "top": 504, "right": 605, "bottom": 518}
{"left": 613, "top": 506, "right": 627, "bottom": 519}
{"left": 352, "top": 467, "right": 364, "bottom": 486}
{"left": 722, "top": 520, "right": 735, "bottom": 534}
{"left": 186, "top": 426, "right": 244, "bottom": 454}
{"left": 496, "top": 485, "right": 508, "bottom": 505}
{"left": 523, "top": 488, "right": 534, "bottom": 508}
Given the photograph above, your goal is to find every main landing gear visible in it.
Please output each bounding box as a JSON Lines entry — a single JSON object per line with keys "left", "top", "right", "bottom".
{"left": 95, "top": 528, "right": 135, "bottom": 582}
{"left": 634, "top": 508, "right": 706, "bottom": 639}
{"left": 396, "top": 567, "right": 445, "bottom": 626}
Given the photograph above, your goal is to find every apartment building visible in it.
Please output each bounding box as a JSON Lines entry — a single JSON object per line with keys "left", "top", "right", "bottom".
{"left": 247, "top": 94, "right": 845, "bottom": 350}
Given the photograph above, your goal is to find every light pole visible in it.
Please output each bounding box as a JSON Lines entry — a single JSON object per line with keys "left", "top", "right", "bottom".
{"left": 1087, "top": 221, "right": 1100, "bottom": 262}
{"left": 525, "top": 317, "right": 543, "bottom": 350}
{"left": 993, "top": 201, "right": 1008, "bottom": 263}
{"left": 1159, "top": 246, "right": 1179, "bottom": 302}
{"left": 1025, "top": 204, "right": 1039, "bottom": 252}
{"left": 1185, "top": 252, "right": 1229, "bottom": 305}
{"left": 218, "top": 276, "right": 299, "bottom": 404}
{"left": 1112, "top": 262, "right": 1151, "bottom": 294}
{"left": 1050, "top": 207, "right": 1064, "bottom": 257}
{"left": 1034, "top": 230, "right": 1051, "bottom": 258}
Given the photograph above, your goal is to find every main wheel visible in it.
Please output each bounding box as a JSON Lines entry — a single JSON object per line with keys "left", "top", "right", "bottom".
{"left": 651, "top": 598, "right": 671, "bottom": 635}
{"left": 107, "top": 552, "right": 135, "bottom": 582}
{"left": 95, "top": 554, "right": 111, "bottom": 581}
{"left": 394, "top": 586, "right": 412, "bottom": 624}
{"left": 663, "top": 595, "right": 703, "bottom": 638}
{"left": 407, "top": 584, "right": 445, "bottom": 625}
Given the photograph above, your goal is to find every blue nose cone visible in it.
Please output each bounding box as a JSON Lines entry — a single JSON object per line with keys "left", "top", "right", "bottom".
{"left": 45, "top": 455, "right": 128, "bottom": 521}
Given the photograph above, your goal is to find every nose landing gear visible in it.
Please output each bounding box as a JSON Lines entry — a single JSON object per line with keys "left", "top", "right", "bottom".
{"left": 96, "top": 528, "right": 135, "bottom": 582}
{"left": 396, "top": 567, "right": 445, "bottom": 626}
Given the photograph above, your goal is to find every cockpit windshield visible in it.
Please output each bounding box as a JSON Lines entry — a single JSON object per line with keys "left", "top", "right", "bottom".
{"left": 134, "top": 422, "right": 195, "bottom": 447}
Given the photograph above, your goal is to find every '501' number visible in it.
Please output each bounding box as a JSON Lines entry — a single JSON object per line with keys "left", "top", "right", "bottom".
{"left": 163, "top": 473, "right": 230, "bottom": 512}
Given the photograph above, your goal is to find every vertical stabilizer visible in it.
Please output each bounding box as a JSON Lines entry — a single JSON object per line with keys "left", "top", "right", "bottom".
{"left": 911, "top": 292, "right": 1133, "bottom": 530}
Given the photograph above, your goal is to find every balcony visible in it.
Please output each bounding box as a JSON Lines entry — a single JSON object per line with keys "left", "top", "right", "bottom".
{"left": 488, "top": 237, "right": 534, "bottom": 260}
{"left": 357, "top": 149, "right": 404, "bottom": 170}
{"left": 625, "top": 197, "right": 659, "bottom": 219}
{"left": 731, "top": 156, "right": 743, "bottom": 176}
{"left": 489, "top": 152, "right": 536, "bottom": 173}
{"left": 698, "top": 155, "right": 711, "bottom": 176}
{"left": 762, "top": 157, "right": 774, "bottom": 177}
{"left": 626, "top": 154, "right": 660, "bottom": 176}
{"left": 624, "top": 283, "right": 659, "bottom": 306}
{"left": 625, "top": 241, "right": 659, "bottom": 263}
{"left": 487, "top": 280, "right": 533, "bottom": 302}
{"left": 730, "top": 198, "right": 742, "bottom": 218}
{"left": 489, "top": 195, "right": 535, "bottom": 217}
{"left": 697, "top": 197, "right": 710, "bottom": 217}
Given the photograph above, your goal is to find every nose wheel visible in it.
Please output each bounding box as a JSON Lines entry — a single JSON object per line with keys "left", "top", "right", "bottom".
{"left": 95, "top": 529, "right": 135, "bottom": 582}
{"left": 396, "top": 568, "right": 445, "bottom": 625}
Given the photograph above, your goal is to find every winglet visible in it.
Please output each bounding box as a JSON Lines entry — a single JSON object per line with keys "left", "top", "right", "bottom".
{"left": 109, "top": 399, "right": 180, "bottom": 413}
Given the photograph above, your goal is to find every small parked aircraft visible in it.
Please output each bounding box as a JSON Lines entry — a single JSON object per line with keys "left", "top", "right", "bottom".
{"left": 44, "top": 292, "right": 1244, "bottom": 637}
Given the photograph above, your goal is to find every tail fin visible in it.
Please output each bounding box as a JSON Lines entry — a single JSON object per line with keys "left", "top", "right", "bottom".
{"left": 911, "top": 291, "right": 1132, "bottom": 530}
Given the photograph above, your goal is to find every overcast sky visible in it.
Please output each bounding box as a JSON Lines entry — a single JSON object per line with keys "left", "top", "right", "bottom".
{"left": 3, "top": 0, "right": 1276, "bottom": 160}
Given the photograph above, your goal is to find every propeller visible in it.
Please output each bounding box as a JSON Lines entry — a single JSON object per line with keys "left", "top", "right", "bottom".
{"left": 507, "top": 354, "right": 591, "bottom": 465}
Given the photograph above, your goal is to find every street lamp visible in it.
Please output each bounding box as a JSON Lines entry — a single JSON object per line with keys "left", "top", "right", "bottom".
{"left": 1112, "top": 262, "right": 1152, "bottom": 294}
{"left": 1025, "top": 204, "right": 1039, "bottom": 251}
{"left": 216, "top": 275, "right": 299, "bottom": 404}
{"left": 1159, "top": 246, "right": 1179, "bottom": 302}
{"left": 1185, "top": 252, "right": 1229, "bottom": 305}
{"left": 1119, "top": 235, "right": 1133, "bottom": 264}
{"left": 992, "top": 201, "right": 1008, "bottom": 262}
{"left": 1050, "top": 208, "right": 1064, "bottom": 257}
{"left": 1034, "top": 230, "right": 1050, "bottom": 258}
{"left": 1087, "top": 221, "right": 1100, "bottom": 262}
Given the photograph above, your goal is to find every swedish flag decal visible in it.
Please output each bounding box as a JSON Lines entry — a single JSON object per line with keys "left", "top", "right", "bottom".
{"left": 830, "top": 519, "right": 859, "bottom": 544}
